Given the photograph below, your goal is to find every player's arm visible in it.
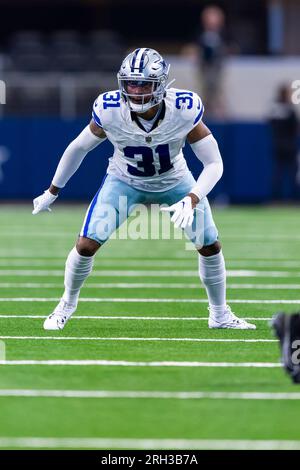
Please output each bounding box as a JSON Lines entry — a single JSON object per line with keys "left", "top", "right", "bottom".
{"left": 48, "top": 121, "right": 106, "bottom": 195}
{"left": 32, "top": 121, "right": 107, "bottom": 214}
{"left": 161, "top": 121, "right": 223, "bottom": 229}
{"left": 186, "top": 120, "right": 223, "bottom": 206}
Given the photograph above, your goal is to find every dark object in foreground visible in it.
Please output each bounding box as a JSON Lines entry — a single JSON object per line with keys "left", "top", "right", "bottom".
{"left": 272, "top": 312, "right": 300, "bottom": 383}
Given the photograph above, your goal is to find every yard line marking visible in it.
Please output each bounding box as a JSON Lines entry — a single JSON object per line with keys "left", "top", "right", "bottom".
{"left": 1, "top": 282, "right": 300, "bottom": 290}
{"left": 1, "top": 250, "right": 299, "bottom": 260}
{"left": 0, "top": 283, "right": 61, "bottom": 288}
{"left": 0, "top": 437, "right": 299, "bottom": 450}
{"left": 1, "top": 256, "right": 300, "bottom": 266}
{"left": 2, "top": 232, "right": 300, "bottom": 242}
{"left": 226, "top": 284, "right": 300, "bottom": 289}
{"left": 0, "top": 252, "right": 74, "bottom": 258}
{"left": 0, "top": 259, "right": 300, "bottom": 268}
{"left": 0, "top": 260, "right": 198, "bottom": 267}
{"left": 0, "top": 389, "right": 298, "bottom": 400}
{"left": 227, "top": 261, "right": 300, "bottom": 268}
{"left": 0, "top": 360, "right": 281, "bottom": 367}
{"left": 0, "top": 336, "right": 273, "bottom": 343}
{"left": 0, "top": 269, "right": 300, "bottom": 277}
{"left": 0, "top": 315, "right": 272, "bottom": 321}
{"left": 0, "top": 297, "right": 299, "bottom": 304}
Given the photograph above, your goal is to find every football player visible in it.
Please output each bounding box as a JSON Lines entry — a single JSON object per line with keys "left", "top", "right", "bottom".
{"left": 33, "top": 48, "right": 256, "bottom": 331}
{"left": 272, "top": 312, "right": 300, "bottom": 383}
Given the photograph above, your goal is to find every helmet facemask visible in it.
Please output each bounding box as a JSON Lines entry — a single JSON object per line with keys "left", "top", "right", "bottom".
{"left": 117, "top": 48, "right": 170, "bottom": 113}
{"left": 118, "top": 77, "right": 166, "bottom": 113}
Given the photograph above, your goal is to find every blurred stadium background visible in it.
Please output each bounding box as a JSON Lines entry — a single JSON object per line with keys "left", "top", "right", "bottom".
{"left": 1, "top": 0, "right": 300, "bottom": 451}
{"left": 0, "top": 0, "right": 299, "bottom": 202}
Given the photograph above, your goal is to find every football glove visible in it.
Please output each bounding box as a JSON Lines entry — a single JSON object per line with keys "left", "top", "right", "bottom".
{"left": 272, "top": 312, "right": 300, "bottom": 383}
{"left": 32, "top": 189, "right": 58, "bottom": 215}
{"left": 160, "top": 196, "right": 194, "bottom": 229}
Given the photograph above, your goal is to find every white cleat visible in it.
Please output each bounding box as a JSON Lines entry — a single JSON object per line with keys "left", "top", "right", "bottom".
{"left": 43, "top": 299, "right": 77, "bottom": 330}
{"left": 208, "top": 305, "right": 256, "bottom": 330}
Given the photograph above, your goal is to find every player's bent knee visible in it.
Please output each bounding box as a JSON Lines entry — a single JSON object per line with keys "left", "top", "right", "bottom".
{"left": 198, "top": 240, "right": 221, "bottom": 257}
{"left": 203, "top": 226, "right": 219, "bottom": 247}
{"left": 76, "top": 236, "right": 101, "bottom": 257}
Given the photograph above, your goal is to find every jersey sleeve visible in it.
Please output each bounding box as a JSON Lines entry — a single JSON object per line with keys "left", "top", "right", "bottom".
{"left": 192, "top": 93, "right": 205, "bottom": 126}
{"left": 173, "top": 89, "right": 205, "bottom": 132}
{"left": 183, "top": 92, "right": 204, "bottom": 129}
{"left": 92, "top": 94, "right": 104, "bottom": 128}
{"left": 91, "top": 90, "right": 121, "bottom": 130}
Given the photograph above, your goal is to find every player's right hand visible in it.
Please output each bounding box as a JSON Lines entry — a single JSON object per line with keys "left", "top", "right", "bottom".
{"left": 32, "top": 189, "right": 58, "bottom": 215}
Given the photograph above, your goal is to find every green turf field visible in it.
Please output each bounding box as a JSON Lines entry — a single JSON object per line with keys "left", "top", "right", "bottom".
{"left": 0, "top": 204, "right": 300, "bottom": 449}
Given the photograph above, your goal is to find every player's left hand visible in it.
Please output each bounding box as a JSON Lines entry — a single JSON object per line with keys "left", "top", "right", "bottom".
{"left": 160, "top": 196, "right": 194, "bottom": 229}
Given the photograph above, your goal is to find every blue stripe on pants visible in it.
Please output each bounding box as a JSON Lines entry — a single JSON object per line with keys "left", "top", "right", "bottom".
{"left": 82, "top": 174, "right": 107, "bottom": 237}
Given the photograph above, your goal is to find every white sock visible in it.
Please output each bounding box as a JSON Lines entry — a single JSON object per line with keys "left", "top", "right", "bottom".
{"left": 198, "top": 251, "right": 226, "bottom": 319}
{"left": 62, "top": 246, "right": 94, "bottom": 306}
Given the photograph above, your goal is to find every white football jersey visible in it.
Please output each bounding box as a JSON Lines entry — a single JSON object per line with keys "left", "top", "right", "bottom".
{"left": 92, "top": 87, "right": 204, "bottom": 192}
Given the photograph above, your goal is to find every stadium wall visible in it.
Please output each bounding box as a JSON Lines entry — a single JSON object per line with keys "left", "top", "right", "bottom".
{"left": 0, "top": 118, "right": 273, "bottom": 203}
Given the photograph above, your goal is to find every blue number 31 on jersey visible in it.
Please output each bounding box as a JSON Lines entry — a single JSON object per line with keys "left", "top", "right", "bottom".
{"left": 124, "top": 145, "right": 173, "bottom": 177}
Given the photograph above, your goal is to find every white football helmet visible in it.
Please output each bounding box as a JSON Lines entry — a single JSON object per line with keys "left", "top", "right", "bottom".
{"left": 117, "top": 47, "right": 170, "bottom": 113}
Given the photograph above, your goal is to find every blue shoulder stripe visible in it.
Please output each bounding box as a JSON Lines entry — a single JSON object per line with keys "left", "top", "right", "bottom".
{"left": 92, "top": 110, "right": 103, "bottom": 128}
{"left": 193, "top": 103, "right": 204, "bottom": 125}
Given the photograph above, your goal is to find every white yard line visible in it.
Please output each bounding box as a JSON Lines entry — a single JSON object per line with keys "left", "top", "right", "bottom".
{"left": 0, "top": 315, "right": 272, "bottom": 321}
{"left": 0, "top": 389, "right": 298, "bottom": 400}
{"left": 0, "top": 252, "right": 72, "bottom": 258}
{"left": 0, "top": 360, "right": 281, "bottom": 367}
{"left": 0, "top": 297, "right": 299, "bottom": 304}
{"left": 0, "top": 336, "right": 273, "bottom": 343}
{"left": 0, "top": 437, "right": 299, "bottom": 450}
{"left": 2, "top": 231, "right": 300, "bottom": 240}
{"left": 0, "top": 269, "right": 300, "bottom": 277}
{"left": 226, "top": 283, "right": 300, "bottom": 289}
{"left": 1, "top": 282, "right": 300, "bottom": 289}
{"left": 228, "top": 261, "right": 300, "bottom": 268}
{"left": 1, "top": 254, "right": 300, "bottom": 263}
{"left": 0, "top": 259, "right": 300, "bottom": 268}
{"left": 0, "top": 250, "right": 298, "bottom": 260}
